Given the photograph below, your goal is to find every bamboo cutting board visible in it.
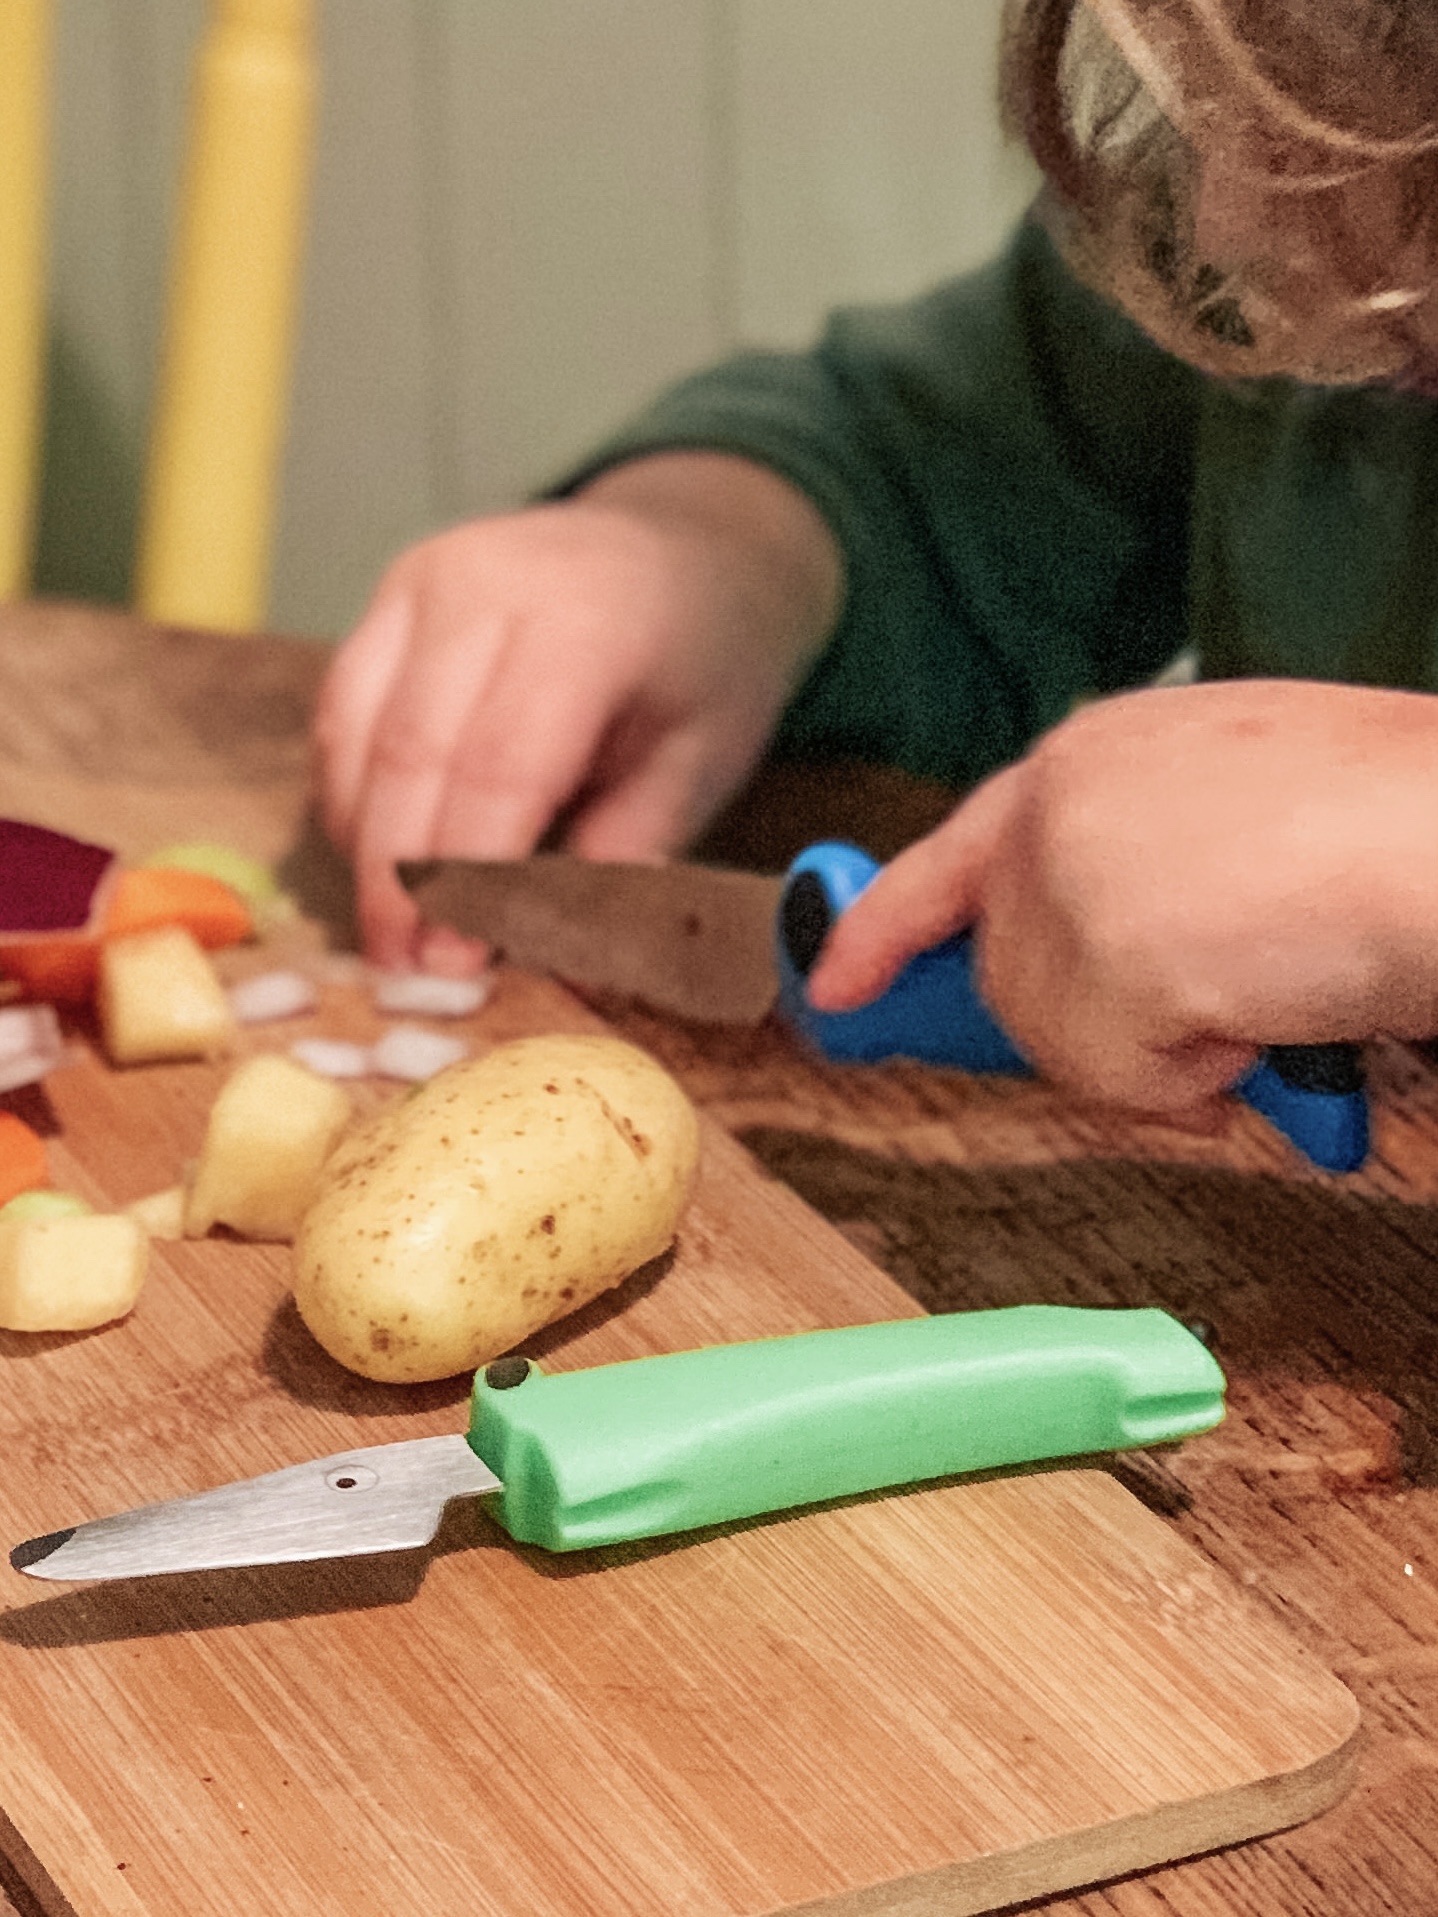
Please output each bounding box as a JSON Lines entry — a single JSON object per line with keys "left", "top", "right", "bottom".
{"left": 0, "top": 966, "right": 1358, "bottom": 1917}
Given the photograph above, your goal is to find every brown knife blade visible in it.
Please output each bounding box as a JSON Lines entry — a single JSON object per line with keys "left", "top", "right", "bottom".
{"left": 398, "top": 856, "right": 784, "bottom": 1025}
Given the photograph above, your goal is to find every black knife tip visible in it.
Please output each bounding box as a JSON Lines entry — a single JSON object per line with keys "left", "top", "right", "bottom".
{"left": 10, "top": 1528, "right": 75, "bottom": 1573}
{"left": 778, "top": 870, "right": 836, "bottom": 977}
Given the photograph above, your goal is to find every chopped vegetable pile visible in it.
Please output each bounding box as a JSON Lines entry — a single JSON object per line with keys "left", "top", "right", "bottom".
{"left": 0, "top": 818, "right": 499, "bottom": 1340}
{"left": 1, "top": 864, "right": 255, "bottom": 1003}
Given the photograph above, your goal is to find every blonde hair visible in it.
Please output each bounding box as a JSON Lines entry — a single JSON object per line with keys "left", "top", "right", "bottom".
{"left": 1000, "top": 0, "right": 1438, "bottom": 383}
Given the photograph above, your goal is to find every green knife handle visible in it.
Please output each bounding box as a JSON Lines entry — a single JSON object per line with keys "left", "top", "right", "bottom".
{"left": 467, "top": 1305, "right": 1224, "bottom": 1553}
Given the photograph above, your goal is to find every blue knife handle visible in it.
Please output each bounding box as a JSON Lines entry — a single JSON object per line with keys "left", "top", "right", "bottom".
{"left": 1235, "top": 1045, "right": 1368, "bottom": 1173}
{"left": 775, "top": 841, "right": 1368, "bottom": 1174}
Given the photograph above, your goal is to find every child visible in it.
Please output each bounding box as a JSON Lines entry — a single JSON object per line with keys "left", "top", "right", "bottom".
{"left": 315, "top": 0, "right": 1438, "bottom": 1124}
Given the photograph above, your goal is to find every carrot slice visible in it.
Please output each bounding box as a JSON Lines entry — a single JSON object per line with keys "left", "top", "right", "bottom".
{"left": 105, "top": 866, "right": 253, "bottom": 950}
{"left": 0, "top": 867, "right": 253, "bottom": 1003}
{"left": 0, "top": 1112, "right": 48, "bottom": 1207}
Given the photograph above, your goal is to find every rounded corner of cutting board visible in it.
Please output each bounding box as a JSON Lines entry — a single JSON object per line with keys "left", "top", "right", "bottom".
{"left": 790, "top": 1696, "right": 1365, "bottom": 1917}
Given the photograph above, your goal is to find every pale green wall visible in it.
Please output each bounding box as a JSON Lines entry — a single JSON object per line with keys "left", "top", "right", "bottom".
{"left": 37, "top": 0, "right": 1037, "bottom": 637}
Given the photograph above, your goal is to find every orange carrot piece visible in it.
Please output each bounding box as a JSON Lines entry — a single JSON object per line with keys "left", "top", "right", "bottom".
{"left": 104, "top": 866, "right": 253, "bottom": 950}
{"left": 0, "top": 867, "right": 252, "bottom": 1003}
{"left": 0, "top": 1111, "right": 48, "bottom": 1206}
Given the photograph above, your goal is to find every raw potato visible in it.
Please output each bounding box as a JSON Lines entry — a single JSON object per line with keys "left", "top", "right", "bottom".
{"left": 126, "top": 1184, "right": 187, "bottom": 1240}
{"left": 0, "top": 1212, "right": 148, "bottom": 1331}
{"left": 293, "top": 1033, "right": 701, "bottom": 1382}
{"left": 99, "top": 925, "right": 237, "bottom": 1064}
{"left": 186, "top": 1054, "right": 353, "bottom": 1241}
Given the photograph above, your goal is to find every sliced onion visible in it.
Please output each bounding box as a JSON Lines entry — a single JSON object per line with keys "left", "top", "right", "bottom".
{"left": 371, "top": 970, "right": 490, "bottom": 1018}
{"left": 370, "top": 1024, "right": 467, "bottom": 1082}
{"left": 0, "top": 820, "right": 116, "bottom": 935}
{"left": 289, "top": 1037, "right": 373, "bottom": 1080}
{"left": 228, "top": 969, "right": 317, "bottom": 1024}
{"left": 0, "top": 1003, "right": 66, "bottom": 1092}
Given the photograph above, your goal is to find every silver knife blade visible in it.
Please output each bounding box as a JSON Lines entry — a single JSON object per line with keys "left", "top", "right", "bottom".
{"left": 397, "top": 855, "right": 784, "bottom": 1025}
{"left": 10, "top": 1434, "right": 500, "bottom": 1581}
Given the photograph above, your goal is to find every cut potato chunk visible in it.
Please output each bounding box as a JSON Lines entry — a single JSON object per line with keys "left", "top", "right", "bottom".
{"left": 186, "top": 1053, "right": 353, "bottom": 1241}
{"left": 0, "top": 1212, "right": 148, "bottom": 1331}
{"left": 125, "top": 1184, "right": 186, "bottom": 1240}
{"left": 99, "top": 925, "right": 238, "bottom": 1065}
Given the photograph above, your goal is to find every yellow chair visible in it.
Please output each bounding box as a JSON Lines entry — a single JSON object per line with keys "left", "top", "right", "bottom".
{"left": 0, "top": 0, "right": 49, "bottom": 608}
{"left": 0, "top": 0, "right": 316, "bottom": 632}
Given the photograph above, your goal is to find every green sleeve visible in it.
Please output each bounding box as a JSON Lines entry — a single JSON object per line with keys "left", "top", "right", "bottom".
{"left": 549, "top": 217, "right": 1204, "bottom": 788}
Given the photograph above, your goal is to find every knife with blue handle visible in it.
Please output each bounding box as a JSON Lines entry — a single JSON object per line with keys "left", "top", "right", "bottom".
{"left": 775, "top": 843, "right": 1370, "bottom": 1174}
{"left": 400, "top": 845, "right": 1371, "bottom": 1174}
{"left": 11, "top": 1305, "right": 1223, "bottom": 1580}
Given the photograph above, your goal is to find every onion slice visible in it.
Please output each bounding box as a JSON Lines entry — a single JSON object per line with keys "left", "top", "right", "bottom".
{"left": 370, "top": 1024, "right": 467, "bottom": 1082}
{"left": 371, "top": 971, "right": 490, "bottom": 1018}
{"left": 228, "top": 970, "right": 317, "bottom": 1024}
{"left": 289, "top": 1038, "right": 372, "bottom": 1080}
{"left": 0, "top": 1003, "right": 66, "bottom": 1092}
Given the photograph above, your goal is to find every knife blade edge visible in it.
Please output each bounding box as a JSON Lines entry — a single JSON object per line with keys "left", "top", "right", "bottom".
{"left": 13, "top": 1434, "right": 500, "bottom": 1581}
{"left": 399, "top": 856, "right": 784, "bottom": 1026}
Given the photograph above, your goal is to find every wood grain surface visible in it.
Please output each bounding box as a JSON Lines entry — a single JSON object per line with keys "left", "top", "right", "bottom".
{"left": 0, "top": 600, "right": 1429, "bottom": 1917}
{"left": 0, "top": 966, "right": 1357, "bottom": 1917}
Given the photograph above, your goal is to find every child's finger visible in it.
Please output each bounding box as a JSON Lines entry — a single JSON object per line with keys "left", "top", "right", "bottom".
{"left": 416, "top": 922, "right": 490, "bottom": 979}
{"left": 344, "top": 633, "right": 528, "bottom": 969}
{"left": 348, "top": 609, "right": 519, "bottom": 877}
{"left": 314, "top": 583, "right": 413, "bottom": 848}
{"left": 564, "top": 751, "right": 702, "bottom": 864}
{"left": 352, "top": 639, "right": 647, "bottom": 966}
{"left": 354, "top": 861, "right": 425, "bottom": 974}
{"left": 565, "top": 716, "right": 747, "bottom": 864}
{"left": 805, "top": 767, "right": 1018, "bottom": 1010}
{"left": 426, "top": 638, "right": 642, "bottom": 860}
{"left": 1024, "top": 1010, "right": 1261, "bottom": 1116}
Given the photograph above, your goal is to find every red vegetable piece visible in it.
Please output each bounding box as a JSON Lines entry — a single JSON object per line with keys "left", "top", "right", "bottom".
{"left": 0, "top": 821, "right": 116, "bottom": 936}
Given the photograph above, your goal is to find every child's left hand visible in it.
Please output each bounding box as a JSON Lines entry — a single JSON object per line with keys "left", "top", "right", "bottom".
{"left": 806, "top": 680, "right": 1438, "bottom": 1122}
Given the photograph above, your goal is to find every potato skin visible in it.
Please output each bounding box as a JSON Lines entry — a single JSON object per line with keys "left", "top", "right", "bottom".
{"left": 291, "top": 1034, "right": 700, "bottom": 1382}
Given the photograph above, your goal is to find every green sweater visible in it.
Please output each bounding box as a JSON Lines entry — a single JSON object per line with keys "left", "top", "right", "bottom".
{"left": 555, "top": 216, "right": 1438, "bottom": 789}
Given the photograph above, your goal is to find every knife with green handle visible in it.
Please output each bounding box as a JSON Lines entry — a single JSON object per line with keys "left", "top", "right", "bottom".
{"left": 11, "top": 1306, "right": 1223, "bottom": 1582}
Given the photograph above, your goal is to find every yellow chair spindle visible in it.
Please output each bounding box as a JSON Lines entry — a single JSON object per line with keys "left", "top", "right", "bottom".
{"left": 0, "top": 0, "right": 51, "bottom": 603}
{"left": 136, "top": 0, "right": 315, "bottom": 632}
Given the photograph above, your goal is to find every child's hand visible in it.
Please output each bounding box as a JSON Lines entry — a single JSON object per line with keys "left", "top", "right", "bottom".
{"left": 807, "top": 680, "right": 1438, "bottom": 1121}
{"left": 315, "top": 453, "right": 840, "bottom": 969}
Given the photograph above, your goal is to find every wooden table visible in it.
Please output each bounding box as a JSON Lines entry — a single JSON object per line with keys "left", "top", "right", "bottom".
{"left": 0, "top": 599, "right": 1435, "bottom": 1915}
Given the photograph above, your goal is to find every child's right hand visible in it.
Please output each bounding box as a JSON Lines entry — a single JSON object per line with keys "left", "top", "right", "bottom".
{"left": 315, "top": 452, "right": 842, "bottom": 969}
{"left": 807, "top": 679, "right": 1438, "bottom": 1124}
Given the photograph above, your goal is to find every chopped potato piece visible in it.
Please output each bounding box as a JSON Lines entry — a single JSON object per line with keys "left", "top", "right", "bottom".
{"left": 125, "top": 1184, "right": 186, "bottom": 1240}
{"left": 185, "top": 1053, "right": 353, "bottom": 1241}
{"left": 99, "top": 925, "right": 238, "bottom": 1064}
{"left": 0, "top": 1212, "right": 148, "bottom": 1331}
